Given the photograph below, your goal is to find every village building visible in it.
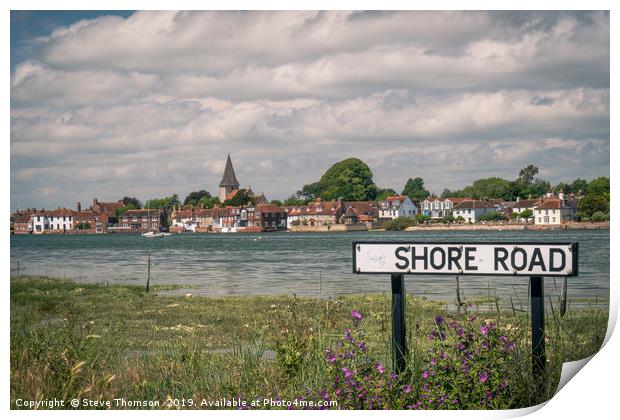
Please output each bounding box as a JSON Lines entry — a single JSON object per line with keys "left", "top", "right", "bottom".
{"left": 194, "top": 208, "right": 216, "bottom": 232}
{"left": 378, "top": 196, "right": 418, "bottom": 220}
{"left": 254, "top": 204, "right": 287, "bottom": 231}
{"left": 170, "top": 209, "right": 197, "bottom": 233}
{"left": 30, "top": 208, "right": 74, "bottom": 233}
{"left": 420, "top": 197, "right": 471, "bottom": 219}
{"left": 452, "top": 200, "right": 499, "bottom": 223}
{"left": 533, "top": 196, "right": 578, "bottom": 225}
{"left": 286, "top": 198, "right": 344, "bottom": 228}
{"left": 91, "top": 198, "right": 125, "bottom": 218}
{"left": 72, "top": 210, "right": 108, "bottom": 233}
{"left": 118, "top": 209, "right": 164, "bottom": 232}
{"left": 12, "top": 213, "right": 32, "bottom": 234}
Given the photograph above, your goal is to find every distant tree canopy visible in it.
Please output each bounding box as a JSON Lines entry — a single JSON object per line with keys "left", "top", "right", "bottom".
{"left": 198, "top": 196, "right": 221, "bottom": 208}
{"left": 145, "top": 194, "right": 181, "bottom": 210}
{"left": 401, "top": 177, "right": 429, "bottom": 202}
{"left": 122, "top": 196, "right": 142, "bottom": 209}
{"left": 283, "top": 193, "right": 309, "bottom": 206}
{"left": 115, "top": 202, "right": 138, "bottom": 217}
{"left": 571, "top": 178, "right": 589, "bottom": 194}
{"left": 446, "top": 165, "right": 552, "bottom": 201}
{"left": 184, "top": 190, "right": 211, "bottom": 207}
{"left": 270, "top": 199, "right": 283, "bottom": 206}
{"left": 586, "top": 177, "right": 610, "bottom": 195}
{"left": 376, "top": 187, "right": 397, "bottom": 201}
{"left": 223, "top": 189, "right": 255, "bottom": 207}
{"left": 298, "top": 158, "right": 378, "bottom": 201}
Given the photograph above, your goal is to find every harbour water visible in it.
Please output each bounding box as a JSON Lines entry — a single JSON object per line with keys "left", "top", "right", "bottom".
{"left": 10, "top": 229, "right": 609, "bottom": 308}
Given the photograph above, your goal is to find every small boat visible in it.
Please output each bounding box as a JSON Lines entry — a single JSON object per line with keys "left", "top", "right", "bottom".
{"left": 142, "top": 231, "right": 165, "bottom": 238}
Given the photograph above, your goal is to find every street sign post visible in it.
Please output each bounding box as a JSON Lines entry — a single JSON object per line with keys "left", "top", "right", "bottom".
{"left": 352, "top": 241, "right": 579, "bottom": 384}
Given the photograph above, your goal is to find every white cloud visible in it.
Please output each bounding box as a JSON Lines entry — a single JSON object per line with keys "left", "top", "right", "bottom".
{"left": 10, "top": 11, "right": 610, "bottom": 209}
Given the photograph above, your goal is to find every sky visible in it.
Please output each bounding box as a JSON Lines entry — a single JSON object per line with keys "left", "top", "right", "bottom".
{"left": 10, "top": 10, "right": 610, "bottom": 209}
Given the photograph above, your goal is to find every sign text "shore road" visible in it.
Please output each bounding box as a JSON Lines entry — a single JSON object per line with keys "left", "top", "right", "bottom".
{"left": 353, "top": 242, "right": 578, "bottom": 277}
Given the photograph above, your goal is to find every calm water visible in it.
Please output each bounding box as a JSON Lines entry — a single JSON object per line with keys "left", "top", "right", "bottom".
{"left": 10, "top": 230, "right": 609, "bottom": 307}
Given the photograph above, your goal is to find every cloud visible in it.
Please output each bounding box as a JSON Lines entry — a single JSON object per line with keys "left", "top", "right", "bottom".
{"left": 10, "top": 11, "right": 610, "bottom": 209}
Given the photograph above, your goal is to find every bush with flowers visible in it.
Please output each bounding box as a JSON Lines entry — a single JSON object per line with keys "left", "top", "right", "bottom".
{"left": 318, "top": 309, "right": 518, "bottom": 409}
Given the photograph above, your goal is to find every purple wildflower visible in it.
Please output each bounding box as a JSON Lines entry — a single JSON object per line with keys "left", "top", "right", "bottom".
{"left": 481, "top": 340, "right": 489, "bottom": 349}
{"left": 375, "top": 363, "right": 385, "bottom": 374}
{"left": 499, "top": 380, "right": 508, "bottom": 389}
{"left": 456, "top": 342, "right": 466, "bottom": 351}
{"left": 457, "top": 328, "right": 464, "bottom": 337}
{"left": 351, "top": 310, "right": 363, "bottom": 321}
{"left": 499, "top": 335, "right": 507, "bottom": 342}
{"left": 479, "top": 372, "right": 488, "bottom": 383}
{"left": 468, "top": 315, "right": 477, "bottom": 321}
{"left": 440, "top": 350, "right": 447, "bottom": 359}
{"left": 326, "top": 350, "right": 337, "bottom": 363}
{"left": 342, "top": 367, "right": 354, "bottom": 379}
{"left": 448, "top": 320, "right": 457, "bottom": 329}
{"left": 402, "top": 384, "right": 412, "bottom": 394}
{"left": 430, "top": 358, "right": 437, "bottom": 366}
{"left": 422, "top": 370, "right": 431, "bottom": 379}
{"left": 435, "top": 315, "right": 445, "bottom": 325}
{"left": 480, "top": 325, "right": 489, "bottom": 336}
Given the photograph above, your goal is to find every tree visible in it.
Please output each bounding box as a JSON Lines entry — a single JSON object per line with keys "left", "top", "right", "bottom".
{"left": 198, "top": 196, "right": 220, "bottom": 208}
{"left": 284, "top": 194, "right": 309, "bottom": 206}
{"left": 578, "top": 193, "right": 610, "bottom": 218}
{"left": 376, "top": 188, "right": 397, "bottom": 201}
{"left": 519, "top": 208, "right": 533, "bottom": 221}
{"left": 440, "top": 188, "right": 452, "bottom": 198}
{"left": 122, "top": 196, "right": 142, "bottom": 208}
{"left": 145, "top": 194, "right": 181, "bottom": 210}
{"left": 402, "top": 177, "right": 429, "bottom": 202}
{"left": 553, "top": 182, "right": 573, "bottom": 194}
{"left": 115, "top": 202, "right": 138, "bottom": 217}
{"left": 571, "top": 178, "right": 589, "bottom": 195}
{"left": 518, "top": 164, "right": 539, "bottom": 185}
{"left": 270, "top": 199, "right": 283, "bottom": 206}
{"left": 527, "top": 179, "right": 551, "bottom": 198}
{"left": 300, "top": 158, "right": 378, "bottom": 201}
{"left": 479, "top": 211, "right": 508, "bottom": 222}
{"left": 184, "top": 190, "right": 211, "bottom": 207}
{"left": 586, "top": 177, "right": 610, "bottom": 195}
{"left": 591, "top": 211, "right": 609, "bottom": 222}
{"left": 223, "top": 189, "right": 255, "bottom": 206}
{"left": 471, "top": 177, "right": 510, "bottom": 199}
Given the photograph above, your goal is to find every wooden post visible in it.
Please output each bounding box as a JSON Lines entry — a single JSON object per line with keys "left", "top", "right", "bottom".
{"left": 391, "top": 274, "right": 407, "bottom": 373}
{"left": 455, "top": 275, "right": 462, "bottom": 313}
{"left": 16, "top": 261, "right": 20, "bottom": 278}
{"left": 146, "top": 252, "right": 151, "bottom": 292}
{"left": 530, "top": 276, "right": 545, "bottom": 385}
{"left": 560, "top": 276, "right": 568, "bottom": 318}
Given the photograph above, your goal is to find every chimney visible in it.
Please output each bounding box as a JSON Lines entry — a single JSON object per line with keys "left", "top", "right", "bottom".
{"left": 77, "top": 202, "right": 81, "bottom": 212}
{"left": 558, "top": 191, "right": 564, "bottom": 200}
{"left": 516, "top": 197, "right": 520, "bottom": 202}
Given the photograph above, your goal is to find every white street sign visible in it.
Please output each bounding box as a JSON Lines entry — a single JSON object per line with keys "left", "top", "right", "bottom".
{"left": 353, "top": 242, "right": 578, "bottom": 276}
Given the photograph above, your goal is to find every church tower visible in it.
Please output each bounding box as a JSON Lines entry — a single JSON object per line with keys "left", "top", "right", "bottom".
{"left": 219, "top": 154, "right": 240, "bottom": 203}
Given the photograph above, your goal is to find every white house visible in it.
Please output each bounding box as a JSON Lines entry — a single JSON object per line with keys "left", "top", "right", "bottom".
{"left": 453, "top": 200, "right": 499, "bottom": 223}
{"left": 533, "top": 198, "right": 578, "bottom": 225}
{"left": 170, "top": 210, "right": 197, "bottom": 232}
{"left": 421, "top": 197, "right": 471, "bottom": 219}
{"left": 31, "top": 209, "right": 73, "bottom": 233}
{"left": 379, "top": 196, "right": 418, "bottom": 219}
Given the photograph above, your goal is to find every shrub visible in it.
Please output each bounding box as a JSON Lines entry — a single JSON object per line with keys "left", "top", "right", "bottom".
{"left": 384, "top": 217, "right": 417, "bottom": 231}
{"left": 317, "top": 311, "right": 517, "bottom": 410}
{"left": 591, "top": 211, "right": 609, "bottom": 222}
{"left": 479, "top": 212, "right": 508, "bottom": 222}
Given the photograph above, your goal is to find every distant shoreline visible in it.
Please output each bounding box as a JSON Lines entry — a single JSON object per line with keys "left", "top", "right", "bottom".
{"left": 10, "top": 221, "right": 609, "bottom": 235}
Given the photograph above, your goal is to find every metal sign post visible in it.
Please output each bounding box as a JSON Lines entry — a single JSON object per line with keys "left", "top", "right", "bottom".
{"left": 353, "top": 241, "right": 578, "bottom": 380}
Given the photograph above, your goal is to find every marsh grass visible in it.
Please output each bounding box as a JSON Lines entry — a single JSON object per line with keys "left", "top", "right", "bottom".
{"left": 10, "top": 276, "right": 608, "bottom": 409}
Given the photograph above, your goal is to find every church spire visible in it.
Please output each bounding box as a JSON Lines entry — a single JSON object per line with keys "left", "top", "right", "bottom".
{"left": 219, "top": 154, "right": 240, "bottom": 188}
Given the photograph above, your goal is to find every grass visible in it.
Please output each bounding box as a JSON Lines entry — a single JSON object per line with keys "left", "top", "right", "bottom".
{"left": 10, "top": 276, "right": 608, "bottom": 410}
